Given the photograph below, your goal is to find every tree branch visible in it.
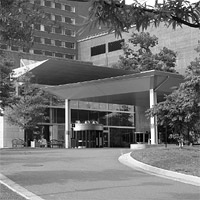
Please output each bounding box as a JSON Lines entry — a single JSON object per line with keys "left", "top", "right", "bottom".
{"left": 142, "top": 7, "right": 200, "bottom": 29}
{"left": 170, "top": 15, "right": 200, "bottom": 28}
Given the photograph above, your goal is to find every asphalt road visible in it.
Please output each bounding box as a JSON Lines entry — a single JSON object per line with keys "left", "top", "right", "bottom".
{"left": 0, "top": 148, "right": 199, "bottom": 200}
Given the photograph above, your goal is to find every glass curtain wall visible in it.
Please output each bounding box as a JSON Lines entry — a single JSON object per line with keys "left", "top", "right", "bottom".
{"left": 49, "top": 100, "right": 135, "bottom": 147}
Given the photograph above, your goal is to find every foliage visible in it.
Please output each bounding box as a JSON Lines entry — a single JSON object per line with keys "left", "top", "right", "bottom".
{"left": 0, "top": 52, "right": 15, "bottom": 114}
{"left": 0, "top": 0, "right": 49, "bottom": 48}
{"left": 146, "top": 42, "right": 200, "bottom": 144}
{"left": 5, "top": 72, "right": 51, "bottom": 131}
{"left": 186, "top": 40, "right": 200, "bottom": 76}
{"left": 86, "top": 0, "right": 200, "bottom": 37}
{"left": 113, "top": 32, "right": 177, "bottom": 73}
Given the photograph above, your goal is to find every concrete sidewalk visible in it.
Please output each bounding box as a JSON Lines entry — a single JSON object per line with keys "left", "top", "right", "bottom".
{"left": 119, "top": 152, "right": 200, "bottom": 187}
{"left": 0, "top": 182, "right": 27, "bottom": 200}
{"left": 0, "top": 174, "right": 43, "bottom": 200}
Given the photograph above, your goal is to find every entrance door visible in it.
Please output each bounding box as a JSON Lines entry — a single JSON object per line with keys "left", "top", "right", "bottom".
{"left": 73, "top": 130, "right": 103, "bottom": 148}
{"left": 103, "top": 132, "right": 108, "bottom": 147}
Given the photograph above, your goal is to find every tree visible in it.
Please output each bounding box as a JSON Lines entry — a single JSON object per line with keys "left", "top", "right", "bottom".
{"left": 146, "top": 42, "right": 200, "bottom": 146}
{"left": 0, "top": 0, "right": 48, "bottom": 47}
{"left": 112, "top": 32, "right": 177, "bottom": 73}
{"left": 5, "top": 72, "right": 51, "bottom": 140}
{"left": 0, "top": 51, "right": 15, "bottom": 115}
{"left": 71, "top": 0, "right": 200, "bottom": 37}
{"left": 0, "top": 0, "right": 51, "bottom": 114}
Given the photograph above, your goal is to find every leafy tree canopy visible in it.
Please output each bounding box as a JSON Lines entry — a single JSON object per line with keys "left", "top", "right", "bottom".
{"left": 86, "top": 0, "right": 200, "bottom": 37}
{"left": 5, "top": 72, "right": 53, "bottom": 131}
{"left": 0, "top": 51, "right": 15, "bottom": 114}
{"left": 146, "top": 42, "right": 200, "bottom": 142}
{"left": 112, "top": 32, "right": 177, "bottom": 73}
{"left": 0, "top": 0, "right": 49, "bottom": 47}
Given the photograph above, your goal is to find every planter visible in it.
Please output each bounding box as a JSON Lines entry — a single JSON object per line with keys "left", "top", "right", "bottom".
{"left": 130, "top": 143, "right": 146, "bottom": 150}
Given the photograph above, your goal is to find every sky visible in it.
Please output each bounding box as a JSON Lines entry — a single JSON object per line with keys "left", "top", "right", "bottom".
{"left": 125, "top": 0, "right": 199, "bottom": 6}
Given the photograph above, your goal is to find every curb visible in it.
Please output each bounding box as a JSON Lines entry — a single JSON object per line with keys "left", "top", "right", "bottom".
{"left": 118, "top": 152, "right": 200, "bottom": 187}
{"left": 0, "top": 173, "right": 44, "bottom": 200}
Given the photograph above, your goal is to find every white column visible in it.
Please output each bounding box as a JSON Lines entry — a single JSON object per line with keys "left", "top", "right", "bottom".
{"left": 0, "top": 115, "right": 4, "bottom": 148}
{"left": 65, "top": 99, "right": 71, "bottom": 148}
{"left": 150, "top": 89, "right": 158, "bottom": 144}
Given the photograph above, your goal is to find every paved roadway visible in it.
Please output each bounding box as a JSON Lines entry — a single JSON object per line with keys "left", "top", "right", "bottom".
{"left": 0, "top": 148, "right": 199, "bottom": 200}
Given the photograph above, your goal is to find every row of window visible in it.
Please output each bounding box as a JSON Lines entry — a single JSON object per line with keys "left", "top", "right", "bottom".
{"left": 32, "top": 0, "right": 75, "bottom": 12}
{"left": 0, "top": 44, "right": 75, "bottom": 60}
{"left": 44, "top": 0, "right": 75, "bottom": 12}
{"left": 32, "top": 49, "right": 75, "bottom": 59}
{"left": 34, "top": 24, "right": 75, "bottom": 37}
{"left": 52, "top": 108, "right": 135, "bottom": 127}
{"left": 34, "top": 37, "right": 75, "bottom": 49}
{"left": 91, "top": 39, "right": 124, "bottom": 56}
{"left": 44, "top": 13, "right": 75, "bottom": 24}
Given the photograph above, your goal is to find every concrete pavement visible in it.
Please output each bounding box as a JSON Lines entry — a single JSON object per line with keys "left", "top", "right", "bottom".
{"left": 0, "top": 148, "right": 199, "bottom": 200}
{"left": 0, "top": 183, "right": 27, "bottom": 200}
{"left": 119, "top": 152, "right": 200, "bottom": 186}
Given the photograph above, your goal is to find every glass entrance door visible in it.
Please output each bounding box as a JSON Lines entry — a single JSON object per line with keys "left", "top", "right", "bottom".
{"left": 73, "top": 130, "right": 103, "bottom": 148}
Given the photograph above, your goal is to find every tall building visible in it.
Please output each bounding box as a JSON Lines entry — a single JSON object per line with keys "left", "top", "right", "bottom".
{"left": 0, "top": 0, "right": 92, "bottom": 66}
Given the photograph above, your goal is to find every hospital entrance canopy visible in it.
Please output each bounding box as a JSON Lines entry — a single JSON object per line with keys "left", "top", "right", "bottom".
{"left": 13, "top": 58, "right": 183, "bottom": 145}
{"left": 13, "top": 58, "right": 183, "bottom": 106}
{"left": 44, "top": 69, "right": 183, "bottom": 107}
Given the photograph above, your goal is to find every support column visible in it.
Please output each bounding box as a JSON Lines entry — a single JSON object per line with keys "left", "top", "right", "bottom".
{"left": 150, "top": 89, "right": 158, "bottom": 144}
{"left": 65, "top": 99, "right": 71, "bottom": 148}
{"left": 0, "top": 114, "right": 4, "bottom": 148}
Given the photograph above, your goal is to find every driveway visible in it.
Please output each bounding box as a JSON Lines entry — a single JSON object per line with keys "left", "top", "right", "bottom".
{"left": 0, "top": 148, "right": 199, "bottom": 200}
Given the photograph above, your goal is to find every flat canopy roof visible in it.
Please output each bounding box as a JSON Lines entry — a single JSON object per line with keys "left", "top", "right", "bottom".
{"left": 44, "top": 70, "right": 183, "bottom": 107}
{"left": 13, "top": 58, "right": 133, "bottom": 85}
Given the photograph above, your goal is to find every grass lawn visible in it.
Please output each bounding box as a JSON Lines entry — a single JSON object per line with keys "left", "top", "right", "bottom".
{"left": 131, "top": 144, "right": 200, "bottom": 177}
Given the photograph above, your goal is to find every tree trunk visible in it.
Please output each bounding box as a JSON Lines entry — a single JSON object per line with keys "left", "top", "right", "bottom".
{"left": 165, "top": 126, "right": 167, "bottom": 148}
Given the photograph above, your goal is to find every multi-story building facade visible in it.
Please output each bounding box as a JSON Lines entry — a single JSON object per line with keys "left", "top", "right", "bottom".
{"left": 0, "top": 0, "right": 92, "bottom": 66}
{"left": 0, "top": 1, "right": 198, "bottom": 148}
{"left": 78, "top": 23, "right": 199, "bottom": 74}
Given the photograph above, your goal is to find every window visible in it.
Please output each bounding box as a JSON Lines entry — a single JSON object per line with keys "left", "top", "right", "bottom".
{"left": 34, "top": 36, "right": 41, "bottom": 43}
{"left": 44, "top": 51, "right": 53, "bottom": 56}
{"left": 54, "top": 27, "right": 62, "bottom": 34}
{"left": 71, "top": 30, "right": 75, "bottom": 37}
{"left": 34, "top": 23, "right": 40, "bottom": 30}
{"left": 65, "top": 42, "right": 74, "bottom": 49}
{"left": 34, "top": 0, "right": 41, "bottom": 5}
{"left": 55, "top": 2, "right": 61, "bottom": 9}
{"left": 34, "top": 49, "right": 43, "bottom": 55}
{"left": 64, "top": 29, "right": 75, "bottom": 36}
{"left": 44, "top": 38, "right": 51, "bottom": 45}
{"left": 55, "top": 52, "right": 63, "bottom": 58}
{"left": 23, "top": 47, "right": 29, "bottom": 53}
{"left": 65, "top": 29, "right": 71, "bottom": 36}
{"left": 44, "top": 0, "right": 51, "bottom": 7}
{"left": 45, "top": 13, "right": 51, "bottom": 20}
{"left": 55, "top": 15, "right": 62, "bottom": 22}
{"left": 65, "top": 54, "right": 74, "bottom": 59}
{"left": 44, "top": 25, "right": 52, "bottom": 32}
{"left": 55, "top": 40, "right": 62, "bottom": 47}
{"left": 40, "top": 25, "right": 44, "bottom": 31}
{"left": 108, "top": 39, "right": 124, "bottom": 52}
{"left": 65, "top": 4, "right": 75, "bottom": 12}
{"left": 65, "top": 17, "right": 73, "bottom": 24}
{"left": 11, "top": 46, "right": 19, "bottom": 51}
{"left": 0, "top": 44, "right": 7, "bottom": 49}
{"left": 91, "top": 44, "right": 106, "bottom": 56}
